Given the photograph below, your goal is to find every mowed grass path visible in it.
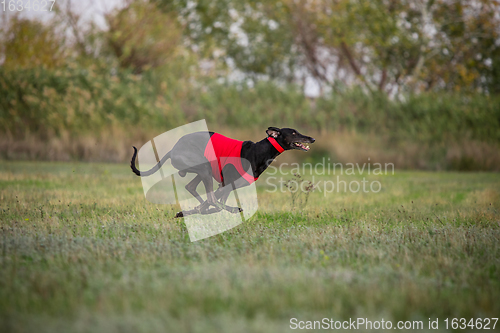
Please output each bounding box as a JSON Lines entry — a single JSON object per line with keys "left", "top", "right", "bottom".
{"left": 0, "top": 161, "right": 499, "bottom": 332}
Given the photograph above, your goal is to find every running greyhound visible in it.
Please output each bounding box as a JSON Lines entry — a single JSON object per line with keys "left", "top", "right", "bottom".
{"left": 131, "top": 127, "right": 315, "bottom": 217}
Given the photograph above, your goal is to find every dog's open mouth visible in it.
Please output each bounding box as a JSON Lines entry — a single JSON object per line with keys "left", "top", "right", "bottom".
{"left": 293, "top": 142, "right": 310, "bottom": 151}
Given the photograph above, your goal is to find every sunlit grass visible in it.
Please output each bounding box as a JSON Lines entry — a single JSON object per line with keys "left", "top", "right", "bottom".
{"left": 0, "top": 161, "right": 499, "bottom": 332}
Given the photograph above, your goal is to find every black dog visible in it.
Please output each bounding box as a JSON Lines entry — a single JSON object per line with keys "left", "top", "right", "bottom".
{"left": 131, "top": 127, "right": 315, "bottom": 217}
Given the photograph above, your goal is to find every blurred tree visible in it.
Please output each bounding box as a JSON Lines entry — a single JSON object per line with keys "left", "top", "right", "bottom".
{"left": 2, "top": 0, "right": 498, "bottom": 95}
{"left": 0, "top": 16, "right": 66, "bottom": 69}
{"left": 430, "top": 0, "right": 500, "bottom": 94}
{"left": 154, "top": 0, "right": 298, "bottom": 81}
{"left": 260, "top": 0, "right": 500, "bottom": 95}
{"left": 105, "top": 0, "right": 184, "bottom": 73}
{"left": 54, "top": 0, "right": 103, "bottom": 65}
{"left": 154, "top": 0, "right": 500, "bottom": 95}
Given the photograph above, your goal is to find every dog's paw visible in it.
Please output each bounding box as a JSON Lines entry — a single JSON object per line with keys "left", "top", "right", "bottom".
{"left": 229, "top": 207, "right": 243, "bottom": 214}
{"left": 175, "top": 211, "right": 184, "bottom": 218}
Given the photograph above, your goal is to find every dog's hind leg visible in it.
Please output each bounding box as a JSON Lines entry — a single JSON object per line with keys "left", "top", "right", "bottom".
{"left": 201, "top": 180, "right": 247, "bottom": 214}
{"left": 176, "top": 170, "right": 221, "bottom": 217}
{"left": 197, "top": 174, "right": 221, "bottom": 212}
{"left": 184, "top": 175, "right": 205, "bottom": 205}
{"left": 201, "top": 185, "right": 242, "bottom": 214}
{"left": 185, "top": 174, "right": 239, "bottom": 215}
{"left": 175, "top": 166, "right": 245, "bottom": 217}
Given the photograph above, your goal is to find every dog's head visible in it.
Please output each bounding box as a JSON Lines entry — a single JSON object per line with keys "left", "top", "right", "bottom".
{"left": 266, "top": 127, "right": 315, "bottom": 151}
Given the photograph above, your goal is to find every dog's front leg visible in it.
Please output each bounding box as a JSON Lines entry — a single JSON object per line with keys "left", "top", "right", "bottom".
{"left": 175, "top": 172, "right": 221, "bottom": 217}
{"left": 184, "top": 175, "right": 205, "bottom": 205}
{"left": 175, "top": 193, "right": 223, "bottom": 217}
{"left": 175, "top": 171, "right": 245, "bottom": 217}
{"left": 196, "top": 178, "right": 240, "bottom": 214}
{"left": 201, "top": 183, "right": 241, "bottom": 214}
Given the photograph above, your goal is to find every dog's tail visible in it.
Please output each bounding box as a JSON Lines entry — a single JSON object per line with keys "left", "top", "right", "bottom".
{"left": 130, "top": 146, "right": 171, "bottom": 177}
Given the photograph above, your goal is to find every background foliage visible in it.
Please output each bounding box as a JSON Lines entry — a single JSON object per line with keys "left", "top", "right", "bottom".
{"left": 0, "top": 0, "right": 499, "bottom": 169}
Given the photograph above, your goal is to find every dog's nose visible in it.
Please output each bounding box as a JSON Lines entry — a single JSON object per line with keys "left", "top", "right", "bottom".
{"left": 310, "top": 138, "right": 315, "bottom": 143}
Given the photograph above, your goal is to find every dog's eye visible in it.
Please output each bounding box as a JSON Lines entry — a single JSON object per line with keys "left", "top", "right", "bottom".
{"left": 293, "top": 132, "right": 296, "bottom": 135}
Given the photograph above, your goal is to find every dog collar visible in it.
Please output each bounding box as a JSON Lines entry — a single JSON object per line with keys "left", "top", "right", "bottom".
{"left": 267, "top": 137, "right": 285, "bottom": 153}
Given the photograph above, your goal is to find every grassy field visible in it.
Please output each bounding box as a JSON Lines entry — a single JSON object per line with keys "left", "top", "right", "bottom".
{"left": 0, "top": 160, "right": 499, "bottom": 332}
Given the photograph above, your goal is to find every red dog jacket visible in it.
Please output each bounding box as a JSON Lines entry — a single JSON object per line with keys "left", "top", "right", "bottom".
{"left": 204, "top": 133, "right": 284, "bottom": 184}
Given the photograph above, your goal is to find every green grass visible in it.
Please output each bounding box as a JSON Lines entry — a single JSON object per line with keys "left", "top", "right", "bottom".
{"left": 0, "top": 161, "right": 499, "bottom": 332}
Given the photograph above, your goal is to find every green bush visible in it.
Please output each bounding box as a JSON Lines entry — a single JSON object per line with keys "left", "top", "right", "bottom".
{"left": 0, "top": 66, "right": 189, "bottom": 138}
{"left": 1, "top": 66, "right": 499, "bottom": 169}
{"left": 2, "top": 66, "right": 499, "bottom": 143}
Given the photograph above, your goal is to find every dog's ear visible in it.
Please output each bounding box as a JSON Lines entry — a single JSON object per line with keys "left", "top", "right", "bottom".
{"left": 266, "top": 127, "right": 281, "bottom": 138}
